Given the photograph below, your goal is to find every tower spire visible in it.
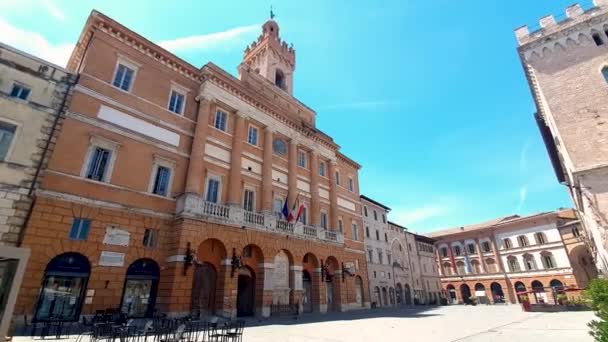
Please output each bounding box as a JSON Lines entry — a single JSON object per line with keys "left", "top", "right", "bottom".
{"left": 270, "top": 5, "right": 275, "bottom": 20}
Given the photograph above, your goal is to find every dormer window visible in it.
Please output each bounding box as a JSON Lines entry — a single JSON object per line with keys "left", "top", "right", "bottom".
{"left": 275, "top": 69, "right": 285, "bottom": 90}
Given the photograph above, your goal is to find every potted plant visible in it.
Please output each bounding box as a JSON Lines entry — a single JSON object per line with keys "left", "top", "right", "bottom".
{"left": 556, "top": 293, "right": 568, "bottom": 305}
{"left": 468, "top": 296, "right": 478, "bottom": 306}
{"left": 520, "top": 295, "right": 531, "bottom": 312}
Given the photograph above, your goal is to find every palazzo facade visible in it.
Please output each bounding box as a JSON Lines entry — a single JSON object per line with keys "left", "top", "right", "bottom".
{"left": 14, "top": 10, "right": 369, "bottom": 321}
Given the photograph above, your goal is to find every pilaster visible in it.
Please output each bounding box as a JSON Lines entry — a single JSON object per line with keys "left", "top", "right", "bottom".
{"left": 185, "top": 98, "right": 212, "bottom": 194}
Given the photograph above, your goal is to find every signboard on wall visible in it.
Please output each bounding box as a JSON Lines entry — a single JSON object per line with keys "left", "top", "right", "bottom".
{"left": 103, "top": 225, "right": 130, "bottom": 246}
{"left": 99, "top": 251, "right": 125, "bottom": 267}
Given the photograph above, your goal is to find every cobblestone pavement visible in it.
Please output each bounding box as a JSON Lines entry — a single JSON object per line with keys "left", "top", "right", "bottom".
{"left": 11, "top": 305, "right": 595, "bottom": 342}
{"left": 241, "top": 305, "right": 595, "bottom": 342}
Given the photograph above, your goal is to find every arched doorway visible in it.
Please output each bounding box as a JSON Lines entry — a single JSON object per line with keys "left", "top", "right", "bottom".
{"left": 531, "top": 280, "right": 545, "bottom": 304}
{"left": 389, "top": 287, "right": 395, "bottom": 305}
{"left": 514, "top": 281, "right": 527, "bottom": 303}
{"left": 324, "top": 256, "right": 340, "bottom": 312}
{"left": 302, "top": 253, "right": 319, "bottom": 313}
{"left": 395, "top": 283, "right": 403, "bottom": 305}
{"left": 237, "top": 267, "right": 256, "bottom": 317}
{"left": 355, "top": 276, "right": 364, "bottom": 307}
{"left": 35, "top": 253, "right": 90, "bottom": 321}
{"left": 460, "top": 284, "right": 471, "bottom": 304}
{"left": 446, "top": 285, "right": 457, "bottom": 304}
{"left": 404, "top": 284, "right": 412, "bottom": 305}
{"left": 374, "top": 287, "right": 381, "bottom": 307}
{"left": 191, "top": 262, "right": 217, "bottom": 317}
{"left": 192, "top": 239, "right": 226, "bottom": 317}
{"left": 490, "top": 282, "right": 505, "bottom": 304}
{"left": 382, "top": 288, "right": 388, "bottom": 306}
{"left": 302, "top": 270, "right": 313, "bottom": 313}
{"left": 474, "top": 283, "right": 486, "bottom": 304}
{"left": 120, "top": 258, "right": 159, "bottom": 317}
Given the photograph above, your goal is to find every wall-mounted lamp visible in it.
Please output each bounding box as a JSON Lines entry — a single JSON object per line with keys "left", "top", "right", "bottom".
{"left": 183, "top": 242, "right": 194, "bottom": 276}
{"left": 231, "top": 248, "right": 242, "bottom": 278}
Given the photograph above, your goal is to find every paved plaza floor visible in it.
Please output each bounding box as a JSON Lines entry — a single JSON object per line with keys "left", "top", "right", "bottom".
{"left": 11, "top": 305, "right": 595, "bottom": 342}
{"left": 242, "top": 304, "right": 595, "bottom": 342}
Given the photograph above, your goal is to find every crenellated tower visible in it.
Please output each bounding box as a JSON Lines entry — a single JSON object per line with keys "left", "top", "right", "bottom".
{"left": 241, "top": 15, "right": 296, "bottom": 95}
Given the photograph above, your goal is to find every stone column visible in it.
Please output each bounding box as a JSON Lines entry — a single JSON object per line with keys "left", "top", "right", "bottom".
{"left": 448, "top": 246, "right": 457, "bottom": 275}
{"left": 314, "top": 268, "right": 326, "bottom": 313}
{"left": 290, "top": 265, "right": 304, "bottom": 313}
{"left": 219, "top": 260, "right": 237, "bottom": 319}
{"left": 435, "top": 248, "right": 444, "bottom": 277}
{"left": 328, "top": 161, "right": 338, "bottom": 230}
{"left": 288, "top": 139, "right": 298, "bottom": 209}
{"left": 261, "top": 127, "right": 274, "bottom": 212}
{"left": 309, "top": 152, "right": 320, "bottom": 225}
{"left": 475, "top": 238, "right": 487, "bottom": 273}
{"left": 490, "top": 233, "right": 505, "bottom": 272}
{"left": 185, "top": 98, "right": 212, "bottom": 194}
{"left": 227, "top": 113, "right": 246, "bottom": 206}
{"left": 259, "top": 263, "right": 274, "bottom": 318}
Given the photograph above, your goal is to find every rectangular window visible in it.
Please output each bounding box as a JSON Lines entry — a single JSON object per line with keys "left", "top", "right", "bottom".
{"left": 382, "top": 214, "right": 386, "bottom": 223}
{"left": 247, "top": 126, "right": 258, "bottom": 146}
{"left": 335, "top": 171, "right": 340, "bottom": 185}
{"left": 243, "top": 189, "right": 255, "bottom": 212}
{"left": 375, "top": 230, "right": 380, "bottom": 240}
{"left": 378, "top": 251, "right": 383, "bottom": 264}
{"left": 168, "top": 90, "right": 185, "bottom": 114}
{"left": 368, "top": 250, "right": 373, "bottom": 262}
{"left": 338, "top": 219, "right": 343, "bottom": 232}
{"left": 143, "top": 228, "right": 158, "bottom": 248}
{"left": 319, "top": 161, "right": 325, "bottom": 176}
{"left": 206, "top": 178, "right": 220, "bottom": 203}
{"left": 214, "top": 110, "right": 227, "bottom": 131}
{"left": 385, "top": 233, "right": 388, "bottom": 242}
{"left": 320, "top": 212, "right": 328, "bottom": 229}
{"left": 298, "top": 150, "right": 306, "bottom": 168}
{"left": 482, "top": 241, "right": 491, "bottom": 253}
{"left": 351, "top": 223, "right": 358, "bottom": 241}
{"left": 387, "top": 253, "right": 392, "bottom": 265}
{"left": 348, "top": 178, "right": 354, "bottom": 192}
{"left": 10, "top": 83, "right": 31, "bottom": 100}
{"left": 112, "top": 64, "right": 135, "bottom": 91}
{"left": 467, "top": 243, "right": 476, "bottom": 254}
{"left": 453, "top": 246, "right": 461, "bottom": 256}
{"left": 373, "top": 210, "right": 378, "bottom": 221}
{"left": 86, "top": 147, "right": 112, "bottom": 182}
{"left": 152, "top": 166, "right": 171, "bottom": 196}
{"left": 69, "top": 218, "right": 91, "bottom": 240}
{"left": 365, "top": 226, "right": 370, "bottom": 238}
{"left": 363, "top": 206, "right": 368, "bottom": 217}
{"left": 299, "top": 207, "right": 307, "bottom": 224}
{"left": 273, "top": 198, "right": 283, "bottom": 217}
{"left": 0, "top": 122, "right": 17, "bottom": 161}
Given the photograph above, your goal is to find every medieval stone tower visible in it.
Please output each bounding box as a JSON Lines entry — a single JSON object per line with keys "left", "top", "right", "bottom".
{"left": 242, "top": 17, "right": 296, "bottom": 95}
{"left": 516, "top": 0, "right": 608, "bottom": 271}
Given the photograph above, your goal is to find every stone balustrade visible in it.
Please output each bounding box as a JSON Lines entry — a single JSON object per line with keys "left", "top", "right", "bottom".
{"left": 177, "top": 193, "right": 344, "bottom": 245}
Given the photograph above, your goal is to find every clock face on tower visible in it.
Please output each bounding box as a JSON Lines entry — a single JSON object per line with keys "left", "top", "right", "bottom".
{"left": 273, "top": 138, "right": 287, "bottom": 156}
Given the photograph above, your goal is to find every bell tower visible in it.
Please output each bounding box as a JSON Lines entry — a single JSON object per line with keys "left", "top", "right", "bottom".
{"left": 242, "top": 10, "right": 296, "bottom": 94}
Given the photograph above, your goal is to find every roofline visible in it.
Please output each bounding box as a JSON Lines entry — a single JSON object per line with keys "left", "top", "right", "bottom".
{"left": 388, "top": 221, "right": 407, "bottom": 230}
{"left": 0, "top": 42, "right": 68, "bottom": 71}
{"left": 429, "top": 209, "right": 573, "bottom": 239}
{"left": 414, "top": 234, "right": 436, "bottom": 244}
{"left": 360, "top": 195, "right": 391, "bottom": 211}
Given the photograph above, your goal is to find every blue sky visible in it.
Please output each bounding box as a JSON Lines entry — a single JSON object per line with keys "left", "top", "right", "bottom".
{"left": 0, "top": 0, "right": 586, "bottom": 233}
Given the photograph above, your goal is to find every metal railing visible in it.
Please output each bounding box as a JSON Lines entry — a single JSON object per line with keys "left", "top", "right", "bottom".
{"left": 276, "top": 219, "right": 294, "bottom": 233}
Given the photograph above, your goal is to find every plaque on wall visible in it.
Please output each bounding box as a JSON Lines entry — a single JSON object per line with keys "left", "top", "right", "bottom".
{"left": 103, "top": 225, "right": 130, "bottom": 246}
{"left": 99, "top": 251, "right": 125, "bottom": 267}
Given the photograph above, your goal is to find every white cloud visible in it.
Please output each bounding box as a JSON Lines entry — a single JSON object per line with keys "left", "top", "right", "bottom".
{"left": 517, "top": 186, "right": 528, "bottom": 211}
{"left": 0, "top": 18, "right": 73, "bottom": 67}
{"left": 391, "top": 204, "right": 450, "bottom": 226}
{"left": 41, "top": 0, "right": 66, "bottom": 21}
{"left": 158, "top": 25, "right": 259, "bottom": 52}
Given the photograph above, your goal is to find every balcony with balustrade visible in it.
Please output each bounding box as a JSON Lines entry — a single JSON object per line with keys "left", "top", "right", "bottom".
{"left": 176, "top": 193, "right": 344, "bottom": 245}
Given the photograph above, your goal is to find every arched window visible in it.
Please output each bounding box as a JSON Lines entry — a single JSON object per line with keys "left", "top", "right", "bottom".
{"left": 453, "top": 245, "right": 462, "bottom": 256}
{"left": 523, "top": 254, "right": 537, "bottom": 270}
{"left": 503, "top": 238, "right": 512, "bottom": 249}
{"left": 517, "top": 235, "right": 529, "bottom": 247}
{"left": 592, "top": 31, "right": 604, "bottom": 46}
{"left": 471, "top": 260, "right": 481, "bottom": 274}
{"left": 440, "top": 247, "right": 448, "bottom": 258}
{"left": 507, "top": 256, "right": 520, "bottom": 272}
{"left": 534, "top": 232, "right": 547, "bottom": 245}
{"left": 442, "top": 262, "right": 452, "bottom": 276}
{"left": 550, "top": 279, "right": 564, "bottom": 291}
{"left": 540, "top": 251, "right": 557, "bottom": 269}
{"left": 485, "top": 258, "right": 497, "bottom": 273}
{"left": 275, "top": 69, "right": 285, "bottom": 90}
{"left": 456, "top": 261, "right": 465, "bottom": 274}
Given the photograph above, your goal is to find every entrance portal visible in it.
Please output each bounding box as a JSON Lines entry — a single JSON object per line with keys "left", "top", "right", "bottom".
{"left": 460, "top": 284, "right": 471, "bottom": 304}
{"left": 237, "top": 267, "right": 255, "bottom": 317}
{"left": 302, "top": 270, "right": 313, "bottom": 313}
{"left": 355, "top": 276, "right": 363, "bottom": 306}
{"left": 191, "top": 262, "right": 217, "bottom": 317}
